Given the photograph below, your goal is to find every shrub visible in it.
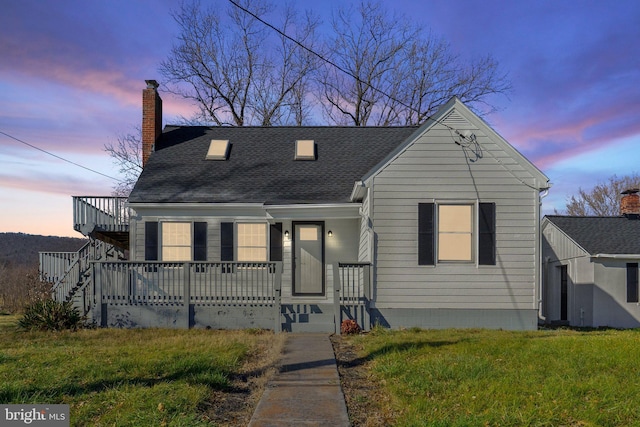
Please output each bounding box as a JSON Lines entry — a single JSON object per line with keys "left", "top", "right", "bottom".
{"left": 341, "top": 319, "right": 361, "bottom": 335}
{"left": 18, "top": 300, "right": 86, "bottom": 331}
{"left": 0, "top": 264, "right": 51, "bottom": 313}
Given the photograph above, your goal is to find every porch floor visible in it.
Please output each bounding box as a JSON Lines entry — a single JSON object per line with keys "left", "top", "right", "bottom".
{"left": 248, "top": 333, "right": 349, "bottom": 426}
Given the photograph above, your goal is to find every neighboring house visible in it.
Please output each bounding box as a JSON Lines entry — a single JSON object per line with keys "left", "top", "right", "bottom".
{"left": 542, "top": 191, "right": 640, "bottom": 328}
{"left": 40, "top": 80, "right": 550, "bottom": 332}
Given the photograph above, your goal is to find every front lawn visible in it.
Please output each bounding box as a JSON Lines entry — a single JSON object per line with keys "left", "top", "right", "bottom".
{"left": 0, "top": 317, "right": 284, "bottom": 426}
{"left": 336, "top": 327, "right": 640, "bottom": 426}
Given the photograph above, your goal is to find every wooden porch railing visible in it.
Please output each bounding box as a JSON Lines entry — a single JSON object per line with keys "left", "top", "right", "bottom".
{"left": 333, "top": 262, "right": 371, "bottom": 333}
{"left": 73, "top": 196, "right": 129, "bottom": 233}
{"left": 39, "top": 251, "right": 78, "bottom": 284}
{"left": 40, "top": 239, "right": 109, "bottom": 311}
{"left": 94, "top": 261, "right": 283, "bottom": 306}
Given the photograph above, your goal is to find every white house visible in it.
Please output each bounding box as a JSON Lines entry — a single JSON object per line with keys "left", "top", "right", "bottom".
{"left": 40, "top": 80, "right": 550, "bottom": 332}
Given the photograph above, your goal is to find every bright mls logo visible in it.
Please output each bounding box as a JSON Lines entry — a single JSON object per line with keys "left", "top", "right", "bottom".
{"left": 1, "top": 405, "right": 69, "bottom": 426}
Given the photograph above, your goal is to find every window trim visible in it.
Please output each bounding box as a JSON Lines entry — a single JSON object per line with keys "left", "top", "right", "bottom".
{"left": 236, "top": 221, "right": 269, "bottom": 262}
{"left": 160, "top": 221, "right": 193, "bottom": 262}
{"left": 437, "top": 203, "right": 475, "bottom": 263}
{"left": 418, "top": 201, "right": 496, "bottom": 266}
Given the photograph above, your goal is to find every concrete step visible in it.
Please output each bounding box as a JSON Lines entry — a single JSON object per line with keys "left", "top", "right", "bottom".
{"left": 280, "top": 303, "right": 336, "bottom": 333}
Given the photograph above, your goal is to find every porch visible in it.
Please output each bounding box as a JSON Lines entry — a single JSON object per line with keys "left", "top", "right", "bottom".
{"left": 45, "top": 260, "right": 371, "bottom": 332}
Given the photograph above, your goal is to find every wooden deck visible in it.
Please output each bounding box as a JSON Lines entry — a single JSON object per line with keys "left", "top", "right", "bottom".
{"left": 73, "top": 196, "right": 129, "bottom": 249}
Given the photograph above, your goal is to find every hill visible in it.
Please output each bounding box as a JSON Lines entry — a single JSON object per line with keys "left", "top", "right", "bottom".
{"left": 0, "top": 233, "right": 87, "bottom": 267}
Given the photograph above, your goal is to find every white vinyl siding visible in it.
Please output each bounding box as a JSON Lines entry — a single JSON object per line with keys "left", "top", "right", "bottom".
{"left": 371, "top": 109, "right": 543, "bottom": 310}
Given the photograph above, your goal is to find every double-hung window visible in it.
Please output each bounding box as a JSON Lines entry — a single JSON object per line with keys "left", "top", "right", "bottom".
{"left": 220, "top": 222, "right": 283, "bottom": 262}
{"left": 237, "top": 223, "right": 268, "bottom": 261}
{"left": 418, "top": 202, "right": 495, "bottom": 266}
{"left": 438, "top": 205, "right": 473, "bottom": 262}
{"left": 162, "top": 222, "right": 191, "bottom": 261}
{"left": 144, "top": 221, "right": 207, "bottom": 261}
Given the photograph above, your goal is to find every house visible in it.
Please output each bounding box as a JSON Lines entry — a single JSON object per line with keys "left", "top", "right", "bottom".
{"left": 39, "top": 80, "right": 550, "bottom": 332}
{"left": 542, "top": 190, "right": 640, "bottom": 328}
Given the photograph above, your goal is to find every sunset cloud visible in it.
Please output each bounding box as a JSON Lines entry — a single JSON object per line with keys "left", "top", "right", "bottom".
{"left": 1, "top": 0, "right": 639, "bottom": 232}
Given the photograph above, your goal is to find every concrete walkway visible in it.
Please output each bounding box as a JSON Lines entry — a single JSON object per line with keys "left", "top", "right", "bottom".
{"left": 248, "top": 333, "right": 350, "bottom": 426}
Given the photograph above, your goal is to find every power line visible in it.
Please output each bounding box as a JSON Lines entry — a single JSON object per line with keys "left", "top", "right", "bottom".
{"left": 0, "top": 130, "right": 122, "bottom": 182}
{"left": 228, "top": 1, "right": 545, "bottom": 191}
{"left": 227, "top": 0, "right": 457, "bottom": 132}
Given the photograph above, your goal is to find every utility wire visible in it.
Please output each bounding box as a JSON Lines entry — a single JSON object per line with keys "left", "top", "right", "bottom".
{"left": 0, "top": 130, "right": 122, "bottom": 182}
{"left": 227, "top": 0, "right": 457, "bottom": 133}
{"left": 229, "top": 1, "right": 546, "bottom": 191}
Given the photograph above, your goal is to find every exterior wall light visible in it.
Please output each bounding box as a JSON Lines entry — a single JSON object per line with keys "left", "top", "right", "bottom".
{"left": 284, "top": 230, "right": 290, "bottom": 238}
{"left": 328, "top": 230, "right": 333, "bottom": 237}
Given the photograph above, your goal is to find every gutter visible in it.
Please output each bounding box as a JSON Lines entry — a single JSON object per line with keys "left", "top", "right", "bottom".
{"left": 591, "top": 254, "right": 640, "bottom": 260}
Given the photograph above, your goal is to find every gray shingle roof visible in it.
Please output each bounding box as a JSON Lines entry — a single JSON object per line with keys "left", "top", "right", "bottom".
{"left": 128, "top": 126, "right": 418, "bottom": 204}
{"left": 545, "top": 215, "right": 640, "bottom": 255}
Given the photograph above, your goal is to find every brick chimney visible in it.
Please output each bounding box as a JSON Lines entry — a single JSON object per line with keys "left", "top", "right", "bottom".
{"left": 621, "top": 189, "right": 640, "bottom": 218}
{"left": 142, "top": 80, "right": 162, "bottom": 167}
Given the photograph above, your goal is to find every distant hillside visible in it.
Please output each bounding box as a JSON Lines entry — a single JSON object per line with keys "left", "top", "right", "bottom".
{"left": 0, "top": 233, "right": 87, "bottom": 267}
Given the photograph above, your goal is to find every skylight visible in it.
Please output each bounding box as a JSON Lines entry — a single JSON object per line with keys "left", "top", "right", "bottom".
{"left": 206, "top": 139, "right": 230, "bottom": 160}
{"left": 295, "top": 140, "right": 316, "bottom": 160}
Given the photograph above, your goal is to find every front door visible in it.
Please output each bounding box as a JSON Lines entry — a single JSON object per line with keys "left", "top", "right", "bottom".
{"left": 293, "top": 222, "right": 324, "bottom": 296}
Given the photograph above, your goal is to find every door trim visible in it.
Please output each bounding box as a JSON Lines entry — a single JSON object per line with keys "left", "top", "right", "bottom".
{"left": 292, "top": 221, "right": 325, "bottom": 296}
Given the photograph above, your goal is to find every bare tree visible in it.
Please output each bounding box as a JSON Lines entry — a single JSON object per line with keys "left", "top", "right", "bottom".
{"left": 319, "top": 1, "right": 511, "bottom": 126}
{"left": 104, "top": 129, "right": 142, "bottom": 196}
{"left": 562, "top": 173, "right": 640, "bottom": 216}
{"left": 159, "top": 0, "right": 321, "bottom": 126}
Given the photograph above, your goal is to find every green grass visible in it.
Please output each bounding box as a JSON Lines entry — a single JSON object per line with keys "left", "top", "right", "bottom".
{"left": 0, "top": 317, "right": 281, "bottom": 426}
{"left": 348, "top": 327, "right": 640, "bottom": 427}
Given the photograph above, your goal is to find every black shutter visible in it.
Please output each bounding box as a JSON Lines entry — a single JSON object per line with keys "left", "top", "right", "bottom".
{"left": 479, "top": 202, "right": 496, "bottom": 265}
{"left": 194, "top": 222, "right": 207, "bottom": 261}
{"left": 220, "top": 222, "right": 234, "bottom": 261}
{"left": 270, "top": 223, "right": 283, "bottom": 261}
{"left": 418, "top": 203, "right": 434, "bottom": 265}
{"left": 144, "top": 222, "right": 158, "bottom": 261}
{"left": 627, "top": 263, "right": 639, "bottom": 303}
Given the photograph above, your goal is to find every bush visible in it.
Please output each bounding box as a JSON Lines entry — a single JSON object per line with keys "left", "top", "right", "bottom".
{"left": 0, "top": 264, "right": 51, "bottom": 313}
{"left": 341, "top": 319, "right": 361, "bottom": 335}
{"left": 18, "top": 300, "right": 86, "bottom": 331}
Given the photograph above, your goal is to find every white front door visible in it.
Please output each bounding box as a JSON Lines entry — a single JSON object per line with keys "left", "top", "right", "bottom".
{"left": 293, "top": 222, "right": 324, "bottom": 295}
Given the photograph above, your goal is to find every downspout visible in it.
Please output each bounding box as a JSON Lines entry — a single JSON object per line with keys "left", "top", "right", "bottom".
{"left": 538, "top": 189, "right": 549, "bottom": 323}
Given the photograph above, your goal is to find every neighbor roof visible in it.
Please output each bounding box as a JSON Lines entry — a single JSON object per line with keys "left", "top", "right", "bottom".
{"left": 128, "top": 126, "right": 418, "bottom": 204}
{"left": 545, "top": 215, "right": 640, "bottom": 255}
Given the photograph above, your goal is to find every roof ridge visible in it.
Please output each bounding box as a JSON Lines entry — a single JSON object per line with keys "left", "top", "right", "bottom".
{"left": 163, "top": 124, "right": 420, "bottom": 129}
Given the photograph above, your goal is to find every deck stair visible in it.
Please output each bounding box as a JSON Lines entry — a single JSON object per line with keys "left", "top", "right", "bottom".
{"left": 39, "top": 239, "right": 124, "bottom": 315}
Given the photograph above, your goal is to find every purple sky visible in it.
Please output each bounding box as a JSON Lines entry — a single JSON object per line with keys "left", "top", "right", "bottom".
{"left": 1, "top": 0, "right": 639, "bottom": 237}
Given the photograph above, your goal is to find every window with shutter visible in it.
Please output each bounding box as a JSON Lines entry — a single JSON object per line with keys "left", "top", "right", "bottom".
{"left": 270, "top": 223, "right": 283, "bottom": 261}
{"left": 627, "top": 263, "right": 639, "bottom": 303}
{"left": 194, "top": 222, "right": 207, "bottom": 261}
{"left": 418, "top": 202, "right": 496, "bottom": 266}
{"left": 145, "top": 222, "right": 158, "bottom": 261}
{"left": 418, "top": 203, "right": 434, "bottom": 265}
{"left": 220, "top": 222, "right": 234, "bottom": 262}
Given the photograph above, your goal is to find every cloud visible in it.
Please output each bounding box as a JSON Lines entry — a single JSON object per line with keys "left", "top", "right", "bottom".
{"left": 0, "top": 169, "right": 110, "bottom": 197}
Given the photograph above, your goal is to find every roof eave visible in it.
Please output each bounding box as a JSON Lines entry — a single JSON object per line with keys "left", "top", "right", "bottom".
{"left": 591, "top": 254, "right": 640, "bottom": 260}
{"left": 350, "top": 181, "right": 366, "bottom": 202}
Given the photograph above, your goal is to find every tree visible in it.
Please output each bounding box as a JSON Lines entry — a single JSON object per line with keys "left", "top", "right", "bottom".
{"left": 319, "top": 1, "right": 511, "bottom": 126}
{"left": 159, "top": 0, "right": 510, "bottom": 127}
{"left": 159, "top": 0, "right": 321, "bottom": 126}
{"left": 104, "top": 129, "right": 142, "bottom": 196}
{"left": 563, "top": 173, "right": 640, "bottom": 216}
